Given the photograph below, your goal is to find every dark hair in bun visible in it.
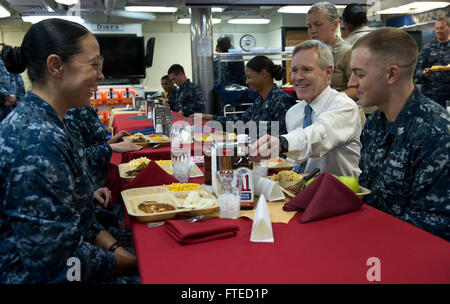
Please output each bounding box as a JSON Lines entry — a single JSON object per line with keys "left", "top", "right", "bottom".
{"left": 1, "top": 45, "right": 26, "bottom": 74}
{"left": 246, "top": 55, "right": 285, "bottom": 81}
{"left": 342, "top": 4, "right": 367, "bottom": 27}
{"left": 1, "top": 18, "right": 90, "bottom": 84}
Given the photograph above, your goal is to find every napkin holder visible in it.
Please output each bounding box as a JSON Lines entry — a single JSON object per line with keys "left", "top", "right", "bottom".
{"left": 250, "top": 195, "right": 274, "bottom": 243}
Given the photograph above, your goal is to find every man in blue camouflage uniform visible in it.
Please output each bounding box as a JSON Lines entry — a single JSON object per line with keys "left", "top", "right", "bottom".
{"left": 0, "top": 92, "right": 137, "bottom": 283}
{"left": 0, "top": 58, "right": 26, "bottom": 121}
{"left": 168, "top": 64, "right": 206, "bottom": 117}
{"left": 161, "top": 74, "right": 178, "bottom": 111}
{"left": 64, "top": 106, "right": 141, "bottom": 254}
{"left": 349, "top": 28, "right": 450, "bottom": 241}
{"left": 414, "top": 17, "right": 450, "bottom": 108}
{"left": 208, "top": 84, "right": 296, "bottom": 137}
{"left": 65, "top": 106, "right": 111, "bottom": 186}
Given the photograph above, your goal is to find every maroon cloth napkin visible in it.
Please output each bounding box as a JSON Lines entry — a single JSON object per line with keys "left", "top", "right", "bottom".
{"left": 165, "top": 219, "right": 239, "bottom": 244}
{"left": 122, "top": 160, "right": 178, "bottom": 191}
{"left": 283, "top": 172, "right": 362, "bottom": 223}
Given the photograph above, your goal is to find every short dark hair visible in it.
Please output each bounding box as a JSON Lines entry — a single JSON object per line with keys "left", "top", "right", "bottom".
{"left": 0, "top": 18, "right": 90, "bottom": 85}
{"left": 353, "top": 27, "right": 418, "bottom": 79}
{"left": 161, "top": 75, "right": 169, "bottom": 81}
{"left": 216, "top": 35, "right": 231, "bottom": 52}
{"left": 246, "top": 55, "right": 285, "bottom": 81}
{"left": 168, "top": 64, "right": 185, "bottom": 75}
{"left": 342, "top": 4, "right": 367, "bottom": 27}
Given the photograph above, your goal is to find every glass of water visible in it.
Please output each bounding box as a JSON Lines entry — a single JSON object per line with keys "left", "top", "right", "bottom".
{"left": 171, "top": 147, "right": 192, "bottom": 183}
{"left": 216, "top": 170, "right": 241, "bottom": 219}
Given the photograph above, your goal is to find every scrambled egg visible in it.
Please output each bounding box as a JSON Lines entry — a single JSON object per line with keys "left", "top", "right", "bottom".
{"left": 269, "top": 170, "right": 302, "bottom": 182}
{"left": 125, "top": 157, "right": 151, "bottom": 168}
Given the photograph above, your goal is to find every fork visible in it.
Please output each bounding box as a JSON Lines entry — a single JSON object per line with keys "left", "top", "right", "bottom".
{"left": 147, "top": 215, "right": 204, "bottom": 228}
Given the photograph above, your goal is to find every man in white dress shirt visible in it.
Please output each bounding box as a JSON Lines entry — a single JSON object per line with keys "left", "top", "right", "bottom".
{"left": 251, "top": 40, "right": 362, "bottom": 177}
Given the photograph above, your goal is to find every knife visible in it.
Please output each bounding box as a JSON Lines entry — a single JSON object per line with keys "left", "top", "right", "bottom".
{"left": 278, "top": 153, "right": 302, "bottom": 168}
{"left": 286, "top": 168, "right": 321, "bottom": 194}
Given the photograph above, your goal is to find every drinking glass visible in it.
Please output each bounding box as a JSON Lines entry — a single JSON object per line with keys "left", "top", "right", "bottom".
{"left": 171, "top": 147, "right": 192, "bottom": 183}
{"left": 216, "top": 170, "right": 241, "bottom": 219}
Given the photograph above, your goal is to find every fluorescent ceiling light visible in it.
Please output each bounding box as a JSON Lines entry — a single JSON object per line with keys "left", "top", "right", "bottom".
{"left": 22, "top": 15, "right": 84, "bottom": 24}
{"left": 178, "top": 18, "right": 222, "bottom": 24}
{"left": 55, "top": 0, "right": 79, "bottom": 5}
{"left": 0, "top": 4, "right": 11, "bottom": 18}
{"left": 125, "top": 6, "right": 178, "bottom": 13}
{"left": 378, "top": 2, "right": 449, "bottom": 14}
{"left": 278, "top": 5, "right": 345, "bottom": 14}
{"left": 228, "top": 18, "right": 271, "bottom": 24}
{"left": 212, "top": 7, "right": 225, "bottom": 13}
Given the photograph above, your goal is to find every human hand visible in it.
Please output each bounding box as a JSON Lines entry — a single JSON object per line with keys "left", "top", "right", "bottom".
{"left": 110, "top": 141, "right": 142, "bottom": 153}
{"left": 93, "top": 187, "right": 112, "bottom": 208}
{"left": 108, "top": 130, "right": 131, "bottom": 144}
{"left": 423, "top": 68, "right": 432, "bottom": 77}
{"left": 5, "top": 94, "right": 16, "bottom": 107}
{"left": 250, "top": 134, "right": 280, "bottom": 162}
{"left": 162, "top": 98, "right": 170, "bottom": 106}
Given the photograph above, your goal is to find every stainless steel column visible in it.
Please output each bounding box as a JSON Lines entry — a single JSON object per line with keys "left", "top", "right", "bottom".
{"left": 190, "top": 7, "right": 214, "bottom": 114}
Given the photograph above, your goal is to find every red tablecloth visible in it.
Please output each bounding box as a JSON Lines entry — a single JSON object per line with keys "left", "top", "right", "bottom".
{"left": 131, "top": 201, "right": 450, "bottom": 284}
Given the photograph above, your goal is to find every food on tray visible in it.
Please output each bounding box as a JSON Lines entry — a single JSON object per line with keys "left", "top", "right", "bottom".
{"left": 181, "top": 191, "right": 217, "bottom": 208}
{"left": 124, "top": 157, "right": 151, "bottom": 176}
{"left": 128, "top": 133, "right": 149, "bottom": 143}
{"left": 269, "top": 170, "right": 302, "bottom": 182}
{"left": 155, "top": 160, "right": 172, "bottom": 165}
{"left": 167, "top": 183, "right": 202, "bottom": 191}
{"left": 430, "top": 65, "right": 450, "bottom": 71}
{"left": 125, "top": 157, "right": 151, "bottom": 168}
{"left": 138, "top": 201, "right": 176, "bottom": 213}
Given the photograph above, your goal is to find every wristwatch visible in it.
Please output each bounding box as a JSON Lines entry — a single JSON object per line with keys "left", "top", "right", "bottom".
{"left": 279, "top": 136, "right": 289, "bottom": 153}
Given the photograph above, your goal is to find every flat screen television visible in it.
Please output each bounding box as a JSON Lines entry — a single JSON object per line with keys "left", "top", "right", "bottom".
{"left": 95, "top": 34, "right": 146, "bottom": 81}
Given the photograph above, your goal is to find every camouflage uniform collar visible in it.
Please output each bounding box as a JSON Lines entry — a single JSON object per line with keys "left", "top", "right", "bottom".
{"left": 179, "top": 79, "right": 191, "bottom": 89}
{"left": 263, "top": 84, "right": 279, "bottom": 100}
{"left": 377, "top": 86, "right": 421, "bottom": 140}
{"left": 26, "top": 91, "right": 65, "bottom": 127}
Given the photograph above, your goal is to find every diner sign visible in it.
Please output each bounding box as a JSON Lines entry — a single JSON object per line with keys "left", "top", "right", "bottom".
{"left": 95, "top": 24, "right": 125, "bottom": 32}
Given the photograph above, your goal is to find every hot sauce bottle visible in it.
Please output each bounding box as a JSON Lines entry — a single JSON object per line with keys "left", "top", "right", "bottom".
{"left": 232, "top": 134, "right": 254, "bottom": 210}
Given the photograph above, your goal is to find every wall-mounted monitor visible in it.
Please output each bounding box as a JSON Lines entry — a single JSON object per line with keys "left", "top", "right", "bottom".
{"left": 95, "top": 34, "right": 146, "bottom": 81}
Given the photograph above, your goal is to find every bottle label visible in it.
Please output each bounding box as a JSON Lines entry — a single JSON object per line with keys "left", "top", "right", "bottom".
{"left": 235, "top": 167, "right": 254, "bottom": 205}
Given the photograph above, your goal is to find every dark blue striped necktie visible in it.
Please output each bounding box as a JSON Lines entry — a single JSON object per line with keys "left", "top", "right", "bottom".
{"left": 293, "top": 104, "right": 312, "bottom": 173}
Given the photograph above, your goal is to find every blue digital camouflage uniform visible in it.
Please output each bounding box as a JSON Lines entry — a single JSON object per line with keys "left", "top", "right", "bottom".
{"left": 166, "top": 87, "right": 178, "bottom": 111}
{"left": 64, "top": 106, "right": 136, "bottom": 257}
{"left": 64, "top": 106, "right": 112, "bottom": 187}
{"left": 359, "top": 87, "right": 450, "bottom": 241}
{"left": 213, "top": 56, "right": 246, "bottom": 87}
{"left": 213, "top": 84, "right": 297, "bottom": 137}
{"left": 173, "top": 79, "right": 206, "bottom": 116}
{"left": 0, "top": 92, "right": 123, "bottom": 283}
{"left": 414, "top": 40, "right": 450, "bottom": 108}
{"left": 0, "top": 58, "right": 26, "bottom": 121}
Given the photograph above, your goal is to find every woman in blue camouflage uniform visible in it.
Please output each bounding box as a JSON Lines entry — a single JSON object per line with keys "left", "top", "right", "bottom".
{"left": 193, "top": 55, "right": 296, "bottom": 137}
{"left": 0, "top": 49, "right": 26, "bottom": 121}
{"left": 0, "top": 19, "right": 139, "bottom": 283}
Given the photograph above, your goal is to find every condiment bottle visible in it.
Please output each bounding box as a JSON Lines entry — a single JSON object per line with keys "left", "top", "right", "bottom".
{"left": 232, "top": 134, "right": 254, "bottom": 210}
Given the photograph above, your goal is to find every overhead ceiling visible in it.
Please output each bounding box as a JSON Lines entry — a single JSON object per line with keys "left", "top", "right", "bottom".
{"left": 0, "top": 0, "right": 445, "bottom": 25}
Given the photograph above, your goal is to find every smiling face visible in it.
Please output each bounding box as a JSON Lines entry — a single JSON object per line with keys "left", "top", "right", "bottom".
{"left": 307, "top": 10, "right": 338, "bottom": 45}
{"left": 290, "top": 48, "right": 332, "bottom": 103}
{"left": 61, "top": 33, "right": 104, "bottom": 108}
{"left": 245, "top": 67, "right": 267, "bottom": 93}
{"left": 161, "top": 78, "right": 174, "bottom": 92}
{"left": 348, "top": 47, "right": 387, "bottom": 108}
